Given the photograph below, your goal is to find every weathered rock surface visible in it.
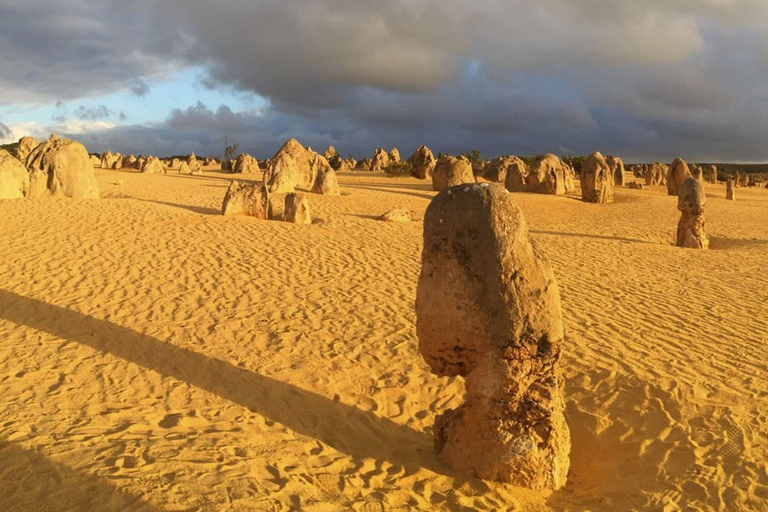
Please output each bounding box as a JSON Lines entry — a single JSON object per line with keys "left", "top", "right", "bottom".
{"left": 311, "top": 167, "right": 341, "bottom": 196}
{"left": 416, "top": 183, "right": 570, "bottom": 489}
{"left": 25, "top": 134, "right": 99, "bottom": 198}
{"left": 499, "top": 157, "right": 529, "bottom": 192}
{"left": 100, "top": 151, "right": 121, "bottom": 170}
{"left": 141, "top": 156, "right": 166, "bottom": 174}
{"left": 268, "top": 153, "right": 300, "bottom": 193}
{"left": 389, "top": 148, "right": 401, "bottom": 164}
{"left": 271, "top": 139, "right": 318, "bottom": 188}
{"left": 284, "top": 193, "right": 311, "bottom": 224}
{"left": 667, "top": 158, "right": 692, "bottom": 196}
{"left": 485, "top": 156, "right": 524, "bottom": 184}
{"left": 627, "top": 182, "right": 645, "bottom": 190}
{"left": 221, "top": 181, "right": 270, "bottom": 218}
{"left": 234, "top": 153, "right": 259, "bottom": 174}
{"left": 0, "top": 149, "right": 30, "bottom": 199}
{"left": 379, "top": 209, "right": 412, "bottom": 222}
{"left": 432, "top": 156, "right": 475, "bottom": 191}
{"left": 726, "top": 179, "right": 736, "bottom": 200}
{"left": 356, "top": 158, "right": 373, "bottom": 171}
{"left": 407, "top": 146, "right": 437, "bottom": 180}
{"left": 606, "top": 155, "right": 625, "bottom": 186}
{"left": 323, "top": 146, "right": 337, "bottom": 161}
{"left": 643, "top": 163, "right": 668, "bottom": 186}
{"left": 526, "top": 154, "right": 565, "bottom": 195}
{"left": 581, "top": 152, "right": 614, "bottom": 203}
{"left": 372, "top": 148, "right": 390, "bottom": 172}
{"left": 676, "top": 177, "right": 708, "bottom": 249}
{"left": 14, "top": 136, "right": 40, "bottom": 164}
{"left": 705, "top": 165, "right": 718, "bottom": 185}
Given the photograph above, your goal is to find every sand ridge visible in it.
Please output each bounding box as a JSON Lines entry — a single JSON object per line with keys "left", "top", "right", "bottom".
{"left": 0, "top": 167, "right": 767, "bottom": 511}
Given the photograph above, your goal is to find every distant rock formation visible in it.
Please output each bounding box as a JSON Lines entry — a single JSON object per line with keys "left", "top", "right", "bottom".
{"left": 526, "top": 154, "right": 566, "bottom": 195}
{"left": 407, "top": 146, "right": 436, "bottom": 180}
{"left": 581, "top": 152, "right": 614, "bottom": 203}
{"left": 726, "top": 179, "right": 736, "bottom": 200}
{"left": 388, "top": 148, "right": 401, "bottom": 164}
{"left": 234, "top": 153, "right": 259, "bottom": 174}
{"left": 371, "top": 148, "right": 390, "bottom": 172}
{"left": 416, "top": 183, "right": 570, "bottom": 489}
{"left": 26, "top": 134, "right": 99, "bottom": 198}
{"left": 605, "top": 155, "right": 625, "bottom": 187}
{"left": 141, "top": 156, "right": 166, "bottom": 174}
{"left": 432, "top": 156, "right": 475, "bottom": 191}
{"left": 676, "top": 177, "right": 708, "bottom": 249}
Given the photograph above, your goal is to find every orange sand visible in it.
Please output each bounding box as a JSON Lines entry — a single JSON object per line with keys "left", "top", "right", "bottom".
{"left": 1, "top": 167, "right": 767, "bottom": 511}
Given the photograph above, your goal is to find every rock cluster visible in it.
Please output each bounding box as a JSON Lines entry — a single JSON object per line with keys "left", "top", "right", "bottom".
{"left": 676, "top": 177, "right": 709, "bottom": 249}
{"left": 416, "top": 183, "right": 570, "bottom": 489}
{"left": 141, "top": 156, "right": 166, "bottom": 174}
{"left": 371, "top": 148, "right": 390, "bottom": 172}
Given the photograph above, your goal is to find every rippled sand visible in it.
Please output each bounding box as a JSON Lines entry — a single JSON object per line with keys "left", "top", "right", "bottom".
{"left": 1, "top": 167, "right": 766, "bottom": 511}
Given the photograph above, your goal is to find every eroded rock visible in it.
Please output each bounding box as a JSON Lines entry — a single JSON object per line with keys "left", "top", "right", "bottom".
{"left": 580, "top": 152, "right": 614, "bottom": 203}
{"left": 676, "top": 177, "right": 708, "bottom": 249}
{"left": 0, "top": 149, "right": 30, "bottom": 199}
{"left": 407, "top": 145, "right": 437, "bottom": 180}
{"left": 432, "top": 156, "right": 475, "bottom": 191}
{"left": 26, "top": 134, "right": 99, "bottom": 198}
{"left": 667, "top": 158, "right": 692, "bottom": 196}
{"left": 416, "top": 183, "right": 570, "bottom": 489}
{"left": 284, "top": 193, "right": 311, "bottom": 224}
{"left": 221, "top": 181, "right": 270, "bottom": 218}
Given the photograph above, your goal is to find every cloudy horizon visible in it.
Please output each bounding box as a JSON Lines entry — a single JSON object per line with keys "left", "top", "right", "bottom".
{"left": 2, "top": 0, "right": 768, "bottom": 163}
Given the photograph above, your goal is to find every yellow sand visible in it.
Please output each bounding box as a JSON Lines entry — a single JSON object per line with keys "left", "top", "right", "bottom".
{"left": 1, "top": 168, "right": 767, "bottom": 511}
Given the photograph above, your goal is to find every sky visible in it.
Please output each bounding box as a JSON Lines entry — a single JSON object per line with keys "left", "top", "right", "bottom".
{"left": 1, "top": 0, "right": 768, "bottom": 162}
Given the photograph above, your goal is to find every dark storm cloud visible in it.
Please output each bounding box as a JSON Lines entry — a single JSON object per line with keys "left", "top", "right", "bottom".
{"left": 74, "top": 105, "right": 113, "bottom": 120}
{"left": 130, "top": 78, "right": 150, "bottom": 97}
{"left": 3, "top": 0, "right": 768, "bottom": 160}
{"left": 0, "top": 0, "right": 181, "bottom": 104}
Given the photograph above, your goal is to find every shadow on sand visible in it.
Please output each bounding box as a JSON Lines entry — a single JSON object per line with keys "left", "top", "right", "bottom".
{"left": 0, "top": 440, "right": 163, "bottom": 512}
{"left": 133, "top": 198, "right": 221, "bottom": 215}
{"left": 0, "top": 290, "right": 442, "bottom": 476}
{"left": 531, "top": 230, "right": 650, "bottom": 245}
{"left": 344, "top": 184, "right": 435, "bottom": 201}
{"left": 708, "top": 236, "right": 768, "bottom": 250}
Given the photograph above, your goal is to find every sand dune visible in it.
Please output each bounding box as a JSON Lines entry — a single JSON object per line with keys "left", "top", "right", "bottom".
{"left": 1, "top": 168, "right": 767, "bottom": 511}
